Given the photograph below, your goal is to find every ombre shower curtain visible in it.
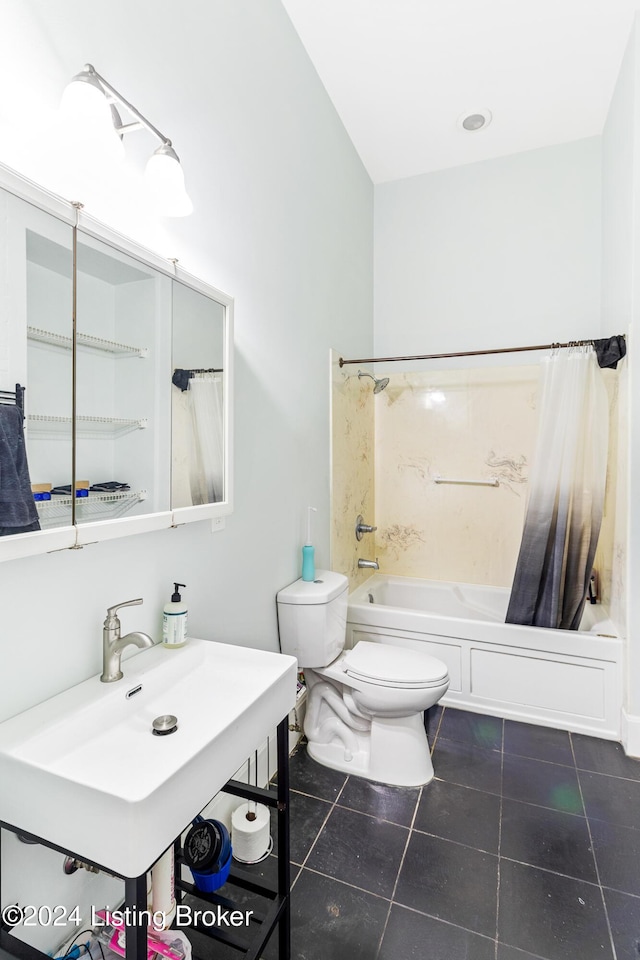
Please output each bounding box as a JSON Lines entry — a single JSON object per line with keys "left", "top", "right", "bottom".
{"left": 188, "top": 375, "right": 224, "bottom": 504}
{"left": 505, "top": 345, "right": 608, "bottom": 630}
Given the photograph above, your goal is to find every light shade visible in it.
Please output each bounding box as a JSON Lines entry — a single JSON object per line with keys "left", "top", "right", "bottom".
{"left": 60, "top": 73, "right": 109, "bottom": 122}
{"left": 144, "top": 144, "right": 193, "bottom": 217}
{"left": 59, "top": 72, "right": 125, "bottom": 163}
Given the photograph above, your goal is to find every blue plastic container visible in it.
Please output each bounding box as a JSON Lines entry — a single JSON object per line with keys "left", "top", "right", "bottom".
{"left": 184, "top": 816, "right": 232, "bottom": 893}
{"left": 190, "top": 849, "right": 232, "bottom": 893}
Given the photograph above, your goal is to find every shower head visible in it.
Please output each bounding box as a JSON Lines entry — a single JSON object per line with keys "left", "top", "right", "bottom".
{"left": 358, "top": 370, "right": 390, "bottom": 394}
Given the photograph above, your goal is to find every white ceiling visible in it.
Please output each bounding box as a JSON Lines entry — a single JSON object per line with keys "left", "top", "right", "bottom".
{"left": 280, "top": 0, "right": 640, "bottom": 183}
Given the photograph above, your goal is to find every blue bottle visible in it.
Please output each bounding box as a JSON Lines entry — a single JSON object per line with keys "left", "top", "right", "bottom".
{"left": 301, "top": 506, "right": 317, "bottom": 582}
{"left": 301, "top": 544, "right": 315, "bottom": 582}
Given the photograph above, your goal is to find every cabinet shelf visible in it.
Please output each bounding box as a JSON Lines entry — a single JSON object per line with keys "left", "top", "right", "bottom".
{"left": 35, "top": 490, "right": 147, "bottom": 526}
{"left": 27, "top": 326, "right": 147, "bottom": 357}
{"left": 27, "top": 414, "right": 148, "bottom": 435}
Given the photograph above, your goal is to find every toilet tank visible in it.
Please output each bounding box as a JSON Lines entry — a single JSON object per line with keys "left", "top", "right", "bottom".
{"left": 276, "top": 570, "right": 349, "bottom": 668}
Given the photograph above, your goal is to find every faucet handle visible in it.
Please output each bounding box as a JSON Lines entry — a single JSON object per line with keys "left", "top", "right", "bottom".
{"left": 106, "top": 598, "right": 143, "bottom": 619}
{"left": 355, "top": 515, "right": 378, "bottom": 541}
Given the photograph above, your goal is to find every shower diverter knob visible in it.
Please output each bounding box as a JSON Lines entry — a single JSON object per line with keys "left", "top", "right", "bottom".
{"left": 355, "top": 515, "right": 377, "bottom": 541}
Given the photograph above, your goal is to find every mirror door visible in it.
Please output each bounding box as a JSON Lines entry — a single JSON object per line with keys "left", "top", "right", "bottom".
{"left": 171, "top": 278, "right": 231, "bottom": 519}
{"left": 1, "top": 190, "right": 75, "bottom": 545}
{"left": 74, "top": 231, "right": 172, "bottom": 536}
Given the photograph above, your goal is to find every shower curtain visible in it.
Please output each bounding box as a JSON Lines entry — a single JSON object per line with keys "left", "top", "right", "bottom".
{"left": 188, "top": 375, "right": 224, "bottom": 504}
{"left": 505, "top": 345, "right": 608, "bottom": 630}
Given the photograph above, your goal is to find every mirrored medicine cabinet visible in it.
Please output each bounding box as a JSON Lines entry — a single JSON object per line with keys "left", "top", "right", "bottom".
{"left": 0, "top": 164, "right": 233, "bottom": 562}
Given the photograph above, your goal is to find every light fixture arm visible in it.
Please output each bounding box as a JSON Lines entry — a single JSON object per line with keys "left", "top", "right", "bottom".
{"left": 82, "top": 63, "right": 174, "bottom": 151}
{"left": 63, "top": 62, "right": 193, "bottom": 216}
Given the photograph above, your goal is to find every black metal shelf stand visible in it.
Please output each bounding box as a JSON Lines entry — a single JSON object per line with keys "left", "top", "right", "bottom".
{"left": 0, "top": 719, "right": 290, "bottom": 960}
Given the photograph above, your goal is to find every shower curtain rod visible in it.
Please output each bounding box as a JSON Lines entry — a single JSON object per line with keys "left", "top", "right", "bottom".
{"left": 173, "top": 367, "right": 224, "bottom": 374}
{"left": 338, "top": 337, "right": 623, "bottom": 367}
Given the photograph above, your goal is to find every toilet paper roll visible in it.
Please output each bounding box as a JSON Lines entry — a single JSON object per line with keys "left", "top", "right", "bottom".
{"left": 231, "top": 802, "right": 272, "bottom": 864}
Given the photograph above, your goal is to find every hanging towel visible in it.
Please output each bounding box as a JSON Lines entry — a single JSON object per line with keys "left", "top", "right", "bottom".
{"left": 593, "top": 336, "right": 626, "bottom": 369}
{"left": 172, "top": 369, "right": 192, "bottom": 392}
{"left": 0, "top": 405, "right": 41, "bottom": 534}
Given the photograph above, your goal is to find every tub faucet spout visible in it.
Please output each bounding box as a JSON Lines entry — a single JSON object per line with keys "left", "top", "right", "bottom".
{"left": 358, "top": 558, "right": 379, "bottom": 570}
{"left": 101, "top": 598, "right": 154, "bottom": 683}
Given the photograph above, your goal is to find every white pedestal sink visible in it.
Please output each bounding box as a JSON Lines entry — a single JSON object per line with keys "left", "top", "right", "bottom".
{"left": 0, "top": 639, "right": 297, "bottom": 877}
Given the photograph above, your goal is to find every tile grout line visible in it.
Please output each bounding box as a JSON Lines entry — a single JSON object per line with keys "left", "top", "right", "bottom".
{"left": 572, "top": 763, "right": 640, "bottom": 785}
{"left": 299, "top": 859, "right": 504, "bottom": 944}
{"left": 489, "top": 790, "right": 591, "bottom": 821}
{"left": 569, "top": 731, "right": 618, "bottom": 960}
{"left": 289, "top": 786, "right": 409, "bottom": 825}
{"left": 380, "top": 897, "right": 499, "bottom": 938}
{"left": 373, "top": 782, "right": 424, "bottom": 960}
{"left": 292, "top": 774, "right": 349, "bottom": 884}
{"left": 423, "top": 779, "right": 596, "bottom": 817}
{"left": 409, "top": 824, "right": 499, "bottom": 856}
{"left": 489, "top": 856, "right": 610, "bottom": 888}
{"left": 429, "top": 704, "right": 445, "bottom": 752}
{"left": 495, "top": 718, "right": 504, "bottom": 960}
{"left": 301, "top": 863, "right": 394, "bottom": 903}
{"left": 375, "top": 707, "right": 452, "bottom": 956}
{"left": 374, "top": 707, "right": 439, "bottom": 960}
{"left": 330, "top": 797, "right": 421, "bottom": 829}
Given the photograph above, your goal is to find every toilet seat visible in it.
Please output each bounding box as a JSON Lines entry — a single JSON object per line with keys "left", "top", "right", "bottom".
{"left": 343, "top": 641, "right": 448, "bottom": 689}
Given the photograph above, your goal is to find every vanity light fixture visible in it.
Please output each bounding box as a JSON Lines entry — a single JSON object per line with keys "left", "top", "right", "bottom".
{"left": 59, "top": 64, "right": 193, "bottom": 217}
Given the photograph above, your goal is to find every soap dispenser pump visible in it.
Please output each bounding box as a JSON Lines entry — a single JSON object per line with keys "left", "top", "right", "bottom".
{"left": 162, "top": 583, "right": 188, "bottom": 648}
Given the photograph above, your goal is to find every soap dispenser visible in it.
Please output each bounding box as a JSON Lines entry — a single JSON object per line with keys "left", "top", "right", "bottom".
{"left": 162, "top": 583, "right": 188, "bottom": 648}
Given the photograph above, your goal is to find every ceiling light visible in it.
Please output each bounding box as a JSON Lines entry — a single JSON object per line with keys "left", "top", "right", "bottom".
{"left": 457, "top": 109, "right": 492, "bottom": 132}
{"left": 59, "top": 64, "right": 192, "bottom": 217}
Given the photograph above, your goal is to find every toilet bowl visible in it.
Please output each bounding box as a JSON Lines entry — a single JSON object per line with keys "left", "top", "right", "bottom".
{"left": 277, "top": 571, "right": 449, "bottom": 787}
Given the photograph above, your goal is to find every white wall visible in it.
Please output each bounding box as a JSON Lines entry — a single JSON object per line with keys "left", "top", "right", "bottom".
{"left": 601, "top": 14, "right": 640, "bottom": 751}
{"left": 0, "top": 0, "right": 373, "bottom": 724}
{"left": 374, "top": 137, "right": 602, "bottom": 359}
{"left": 0, "top": 2, "right": 372, "bottom": 945}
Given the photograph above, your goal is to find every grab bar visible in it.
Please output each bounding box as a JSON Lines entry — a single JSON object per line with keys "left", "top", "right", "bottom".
{"left": 434, "top": 476, "right": 499, "bottom": 487}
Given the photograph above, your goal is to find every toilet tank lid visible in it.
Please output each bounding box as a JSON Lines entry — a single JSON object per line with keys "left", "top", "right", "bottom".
{"left": 277, "top": 570, "right": 349, "bottom": 605}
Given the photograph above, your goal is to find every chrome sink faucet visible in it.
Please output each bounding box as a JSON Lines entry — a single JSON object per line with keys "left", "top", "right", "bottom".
{"left": 100, "top": 598, "right": 155, "bottom": 683}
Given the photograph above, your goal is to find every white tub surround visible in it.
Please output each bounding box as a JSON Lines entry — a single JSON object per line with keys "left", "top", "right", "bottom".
{"left": 347, "top": 575, "right": 623, "bottom": 740}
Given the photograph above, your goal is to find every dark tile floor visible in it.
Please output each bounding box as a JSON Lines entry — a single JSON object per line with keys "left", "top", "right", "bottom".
{"left": 3, "top": 706, "right": 636, "bottom": 960}
{"left": 275, "top": 706, "right": 640, "bottom": 960}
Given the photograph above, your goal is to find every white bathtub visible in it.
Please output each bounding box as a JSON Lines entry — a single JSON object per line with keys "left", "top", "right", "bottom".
{"left": 347, "top": 575, "right": 623, "bottom": 739}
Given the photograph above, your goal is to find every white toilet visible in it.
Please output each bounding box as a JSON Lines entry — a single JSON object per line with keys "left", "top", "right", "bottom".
{"left": 277, "top": 571, "right": 449, "bottom": 787}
